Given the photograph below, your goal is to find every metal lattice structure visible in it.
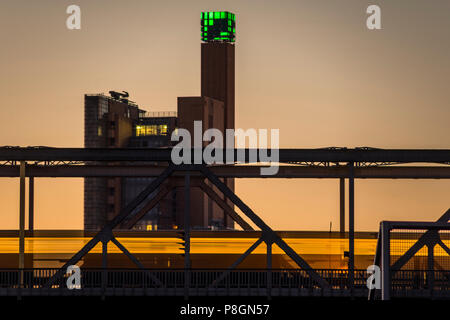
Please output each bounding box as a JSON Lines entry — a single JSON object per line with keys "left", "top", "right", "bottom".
{"left": 370, "top": 209, "right": 450, "bottom": 300}
{"left": 0, "top": 146, "right": 449, "bottom": 298}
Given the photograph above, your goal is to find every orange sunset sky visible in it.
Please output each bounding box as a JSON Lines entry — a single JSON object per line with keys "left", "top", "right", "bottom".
{"left": 0, "top": 0, "right": 449, "bottom": 231}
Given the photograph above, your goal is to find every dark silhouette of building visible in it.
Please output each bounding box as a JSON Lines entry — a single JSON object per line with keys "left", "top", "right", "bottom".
{"left": 84, "top": 93, "right": 177, "bottom": 230}
{"left": 200, "top": 12, "right": 236, "bottom": 229}
{"left": 84, "top": 11, "right": 236, "bottom": 231}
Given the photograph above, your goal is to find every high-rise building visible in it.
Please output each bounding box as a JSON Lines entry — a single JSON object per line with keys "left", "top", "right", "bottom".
{"left": 84, "top": 11, "right": 237, "bottom": 231}
{"left": 84, "top": 92, "right": 141, "bottom": 230}
{"left": 84, "top": 92, "right": 177, "bottom": 230}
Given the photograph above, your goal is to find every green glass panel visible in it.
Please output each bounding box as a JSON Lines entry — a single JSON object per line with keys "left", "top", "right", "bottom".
{"left": 201, "top": 11, "right": 236, "bottom": 43}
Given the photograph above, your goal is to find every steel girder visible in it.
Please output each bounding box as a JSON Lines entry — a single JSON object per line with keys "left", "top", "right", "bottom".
{"left": 45, "top": 164, "right": 330, "bottom": 289}
{"left": 0, "top": 147, "right": 449, "bottom": 164}
{"left": 2, "top": 164, "right": 450, "bottom": 179}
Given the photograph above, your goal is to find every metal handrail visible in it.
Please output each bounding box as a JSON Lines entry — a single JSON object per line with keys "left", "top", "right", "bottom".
{"left": 0, "top": 268, "right": 447, "bottom": 297}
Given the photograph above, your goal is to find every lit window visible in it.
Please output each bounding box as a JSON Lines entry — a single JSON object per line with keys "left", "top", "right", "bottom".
{"left": 136, "top": 125, "right": 145, "bottom": 137}
{"left": 159, "top": 124, "right": 168, "bottom": 135}
{"left": 146, "top": 125, "right": 157, "bottom": 135}
{"left": 136, "top": 124, "right": 169, "bottom": 136}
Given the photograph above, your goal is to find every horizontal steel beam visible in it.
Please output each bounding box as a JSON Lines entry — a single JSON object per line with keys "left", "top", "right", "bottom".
{"left": 0, "top": 147, "right": 449, "bottom": 163}
{"left": 0, "top": 164, "right": 450, "bottom": 179}
{"left": 383, "top": 221, "right": 450, "bottom": 230}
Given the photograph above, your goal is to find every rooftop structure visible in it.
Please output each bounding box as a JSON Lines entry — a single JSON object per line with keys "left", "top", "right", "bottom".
{"left": 201, "top": 11, "right": 236, "bottom": 42}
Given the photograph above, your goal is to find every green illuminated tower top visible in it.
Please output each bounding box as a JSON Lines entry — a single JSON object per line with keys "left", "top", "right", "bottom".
{"left": 201, "top": 11, "right": 236, "bottom": 43}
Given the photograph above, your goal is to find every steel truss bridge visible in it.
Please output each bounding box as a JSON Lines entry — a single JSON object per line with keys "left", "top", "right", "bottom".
{"left": 0, "top": 146, "right": 449, "bottom": 299}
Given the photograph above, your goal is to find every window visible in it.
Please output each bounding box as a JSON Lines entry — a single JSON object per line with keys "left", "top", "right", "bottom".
{"left": 98, "top": 98, "right": 108, "bottom": 119}
{"left": 146, "top": 125, "right": 157, "bottom": 135}
{"left": 135, "top": 124, "right": 169, "bottom": 136}
{"left": 159, "top": 124, "right": 168, "bottom": 135}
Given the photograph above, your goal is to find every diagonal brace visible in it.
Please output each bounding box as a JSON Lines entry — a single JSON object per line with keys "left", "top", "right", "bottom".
{"left": 199, "top": 166, "right": 329, "bottom": 288}
{"left": 209, "top": 237, "right": 263, "bottom": 288}
{"left": 122, "top": 183, "right": 173, "bottom": 229}
{"left": 110, "top": 236, "right": 163, "bottom": 287}
{"left": 198, "top": 180, "right": 254, "bottom": 231}
{"left": 437, "top": 239, "right": 450, "bottom": 256}
{"left": 45, "top": 165, "right": 175, "bottom": 287}
{"left": 391, "top": 209, "right": 450, "bottom": 272}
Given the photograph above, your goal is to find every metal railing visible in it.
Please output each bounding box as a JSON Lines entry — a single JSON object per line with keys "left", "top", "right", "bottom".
{"left": 139, "top": 111, "right": 177, "bottom": 118}
{"left": 391, "top": 270, "right": 450, "bottom": 297}
{"left": 0, "top": 268, "right": 448, "bottom": 298}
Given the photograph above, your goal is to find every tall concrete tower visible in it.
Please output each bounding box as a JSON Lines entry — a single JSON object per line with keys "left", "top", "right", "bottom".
{"left": 201, "top": 11, "right": 236, "bottom": 229}
{"left": 200, "top": 11, "right": 236, "bottom": 131}
{"left": 177, "top": 12, "right": 237, "bottom": 229}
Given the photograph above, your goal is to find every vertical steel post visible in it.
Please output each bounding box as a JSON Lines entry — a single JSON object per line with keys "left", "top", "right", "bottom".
{"left": 19, "top": 162, "right": 26, "bottom": 272}
{"left": 340, "top": 178, "right": 345, "bottom": 233}
{"left": 348, "top": 163, "right": 355, "bottom": 292}
{"left": 184, "top": 173, "right": 191, "bottom": 268}
{"left": 184, "top": 173, "right": 191, "bottom": 298}
{"left": 427, "top": 244, "right": 434, "bottom": 297}
{"left": 381, "top": 221, "right": 391, "bottom": 300}
{"left": 102, "top": 241, "right": 108, "bottom": 268}
{"left": 101, "top": 240, "right": 108, "bottom": 297}
{"left": 266, "top": 242, "right": 272, "bottom": 299}
{"left": 28, "top": 177, "right": 34, "bottom": 231}
{"left": 18, "top": 161, "right": 26, "bottom": 290}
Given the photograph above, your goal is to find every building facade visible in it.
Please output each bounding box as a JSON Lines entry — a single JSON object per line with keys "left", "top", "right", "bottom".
{"left": 84, "top": 11, "right": 237, "bottom": 231}
{"left": 84, "top": 93, "right": 177, "bottom": 230}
